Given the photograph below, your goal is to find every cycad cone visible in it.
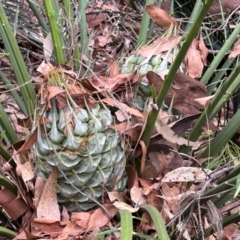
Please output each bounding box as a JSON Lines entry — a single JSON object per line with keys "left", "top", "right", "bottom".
{"left": 35, "top": 71, "right": 127, "bottom": 211}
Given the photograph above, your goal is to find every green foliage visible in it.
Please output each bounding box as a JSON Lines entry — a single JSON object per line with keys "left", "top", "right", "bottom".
{"left": 98, "top": 205, "right": 170, "bottom": 239}
{"left": 0, "top": 2, "right": 36, "bottom": 115}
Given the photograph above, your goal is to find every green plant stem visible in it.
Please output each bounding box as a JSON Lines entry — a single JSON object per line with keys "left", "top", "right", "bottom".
{"left": 204, "top": 212, "right": 240, "bottom": 238}
{"left": 0, "top": 70, "right": 27, "bottom": 116}
{"left": 182, "top": 176, "right": 237, "bottom": 220}
{"left": 0, "top": 103, "right": 18, "bottom": 144}
{"left": 0, "top": 2, "right": 36, "bottom": 114}
{"left": 201, "top": 110, "right": 240, "bottom": 158}
{"left": 78, "top": 0, "right": 89, "bottom": 57}
{"left": 141, "top": 0, "right": 214, "bottom": 148}
{"left": 43, "top": 0, "right": 66, "bottom": 64}
{"left": 201, "top": 22, "right": 240, "bottom": 86}
{"left": 137, "top": 0, "right": 154, "bottom": 47}
{"left": 185, "top": 0, "right": 203, "bottom": 32}
{"left": 62, "top": 0, "right": 81, "bottom": 70}
{"left": 217, "top": 165, "right": 240, "bottom": 184}
{"left": 141, "top": 205, "right": 170, "bottom": 240}
{"left": 0, "top": 227, "right": 17, "bottom": 239}
{"left": 119, "top": 210, "right": 133, "bottom": 240}
{"left": 0, "top": 145, "right": 15, "bottom": 167}
{"left": 0, "top": 174, "right": 17, "bottom": 195}
{"left": 189, "top": 62, "right": 240, "bottom": 142}
{"left": 207, "top": 59, "right": 233, "bottom": 94}
{"left": 26, "top": 0, "right": 49, "bottom": 35}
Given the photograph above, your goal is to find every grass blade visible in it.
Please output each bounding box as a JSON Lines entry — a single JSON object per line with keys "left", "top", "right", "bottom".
{"left": 0, "top": 103, "right": 18, "bottom": 144}
{"left": 119, "top": 210, "right": 133, "bottom": 240}
{"left": 141, "top": 205, "right": 170, "bottom": 240}
{"left": 43, "top": 0, "right": 66, "bottom": 64}
{"left": 0, "top": 2, "right": 36, "bottom": 115}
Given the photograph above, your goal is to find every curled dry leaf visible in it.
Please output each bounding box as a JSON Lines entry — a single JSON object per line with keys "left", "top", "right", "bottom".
{"left": 103, "top": 97, "right": 144, "bottom": 118}
{"left": 133, "top": 36, "right": 181, "bottom": 58}
{"left": 113, "top": 201, "right": 139, "bottom": 213}
{"left": 125, "top": 165, "right": 139, "bottom": 189}
{"left": 162, "top": 167, "right": 212, "bottom": 182}
{"left": 155, "top": 119, "right": 197, "bottom": 147}
{"left": 194, "top": 95, "right": 214, "bottom": 107}
{"left": 130, "top": 186, "right": 147, "bottom": 206}
{"left": 146, "top": 4, "right": 178, "bottom": 30}
{"left": 107, "top": 191, "right": 126, "bottom": 202}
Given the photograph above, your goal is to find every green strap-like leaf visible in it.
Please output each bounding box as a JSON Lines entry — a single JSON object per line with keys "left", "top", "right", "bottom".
{"left": 119, "top": 209, "right": 133, "bottom": 240}
{"left": 0, "top": 2, "right": 36, "bottom": 115}
{"left": 141, "top": 205, "right": 170, "bottom": 240}
{"left": 0, "top": 103, "right": 18, "bottom": 144}
{"left": 43, "top": 0, "right": 66, "bottom": 64}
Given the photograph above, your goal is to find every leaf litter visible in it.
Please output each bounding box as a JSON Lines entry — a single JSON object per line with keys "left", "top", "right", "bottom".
{"left": 0, "top": 0, "right": 240, "bottom": 239}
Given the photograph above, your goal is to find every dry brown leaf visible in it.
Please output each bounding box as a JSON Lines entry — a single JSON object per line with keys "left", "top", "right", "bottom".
{"left": 107, "top": 191, "right": 126, "bottom": 202}
{"left": 147, "top": 144, "right": 183, "bottom": 176}
{"left": 229, "top": 38, "right": 240, "bottom": 59}
{"left": 223, "top": 224, "right": 238, "bottom": 240}
{"left": 125, "top": 165, "right": 139, "bottom": 189}
{"left": 146, "top": 4, "right": 178, "bottom": 30}
{"left": 86, "top": 73, "right": 138, "bottom": 93}
{"left": 199, "top": 33, "right": 208, "bottom": 66}
{"left": 21, "top": 162, "right": 35, "bottom": 190}
{"left": 31, "top": 220, "right": 64, "bottom": 237}
{"left": 147, "top": 71, "right": 207, "bottom": 116}
{"left": 139, "top": 140, "right": 147, "bottom": 174}
{"left": 130, "top": 186, "right": 147, "bottom": 206}
{"left": 86, "top": 13, "right": 106, "bottom": 29}
{"left": 36, "top": 168, "right": 60, "bottom": 221}
{"left": 47, "top": 86, "right": 65, "bottom": 102}
{"left": 43, "top": 33, "right": 53, "bottom": 62}
{"left": 185, "top": 38, "right": 204, "bottom": 78}
{"left": 140, "top": 164, "right": 158, "bottom": 182}
{"left": 155, "top": 120, "right": 197, "bottom": 146}
{"left": 109, "top": 121, "right": 142, "bottom": 142}
{"left": 161, "top": 183, "right": 180, "bottom": 214}
{"left": 61, "top": 206, "right": 69, "bottom": 222}
{"left": 133, "top": 36, "right": 181, "bottom": 58}
{"left": 194, "top": 95, "right": 214, "bottom": 107}
{"left": 33, "top": 176, "right": 46, "bottom": 208}
{"left": 0, "top": 188, "right": 30, "bottom": 220}
{"left": 71, "top": 212, "right": 91, "bottom": 229}
{"left": 113, "top": 201, "right": 139, "bottom": 213}
{"left": 103, "top": 97, "right": 144, "bottom": 118}
{"left": 86, "top": 204, "right": 117, "bottom": 232}
{"left": 162, "top": 167, "right": 212, "bottom": 182}
{"left": 108, "top": 61, "right": 119, "bottom": 77}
